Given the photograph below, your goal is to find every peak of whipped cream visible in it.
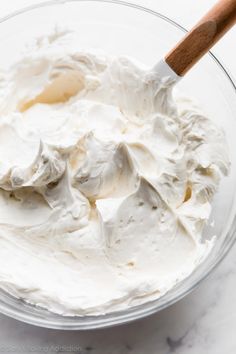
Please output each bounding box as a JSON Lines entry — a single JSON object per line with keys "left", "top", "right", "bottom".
{"left": 0, "top": 31, "right": 229, "bottom": 315}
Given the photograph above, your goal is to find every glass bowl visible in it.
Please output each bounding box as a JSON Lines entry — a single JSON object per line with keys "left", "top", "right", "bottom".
{"left": 0, "top": 0, "right": 236, "bottom": 330}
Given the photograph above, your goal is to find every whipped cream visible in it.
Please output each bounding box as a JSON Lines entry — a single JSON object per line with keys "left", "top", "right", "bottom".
{"left": 0, "top": 31, "right": 229, "bottom": 315}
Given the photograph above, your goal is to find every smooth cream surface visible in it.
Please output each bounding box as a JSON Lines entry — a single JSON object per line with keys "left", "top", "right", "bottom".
{"left": 0, "top": 32, "right": 229, "bottom": 315}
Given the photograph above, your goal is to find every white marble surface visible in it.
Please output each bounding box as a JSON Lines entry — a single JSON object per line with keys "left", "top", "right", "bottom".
{"left": 0, "top": 1, "right": 236, "bottom": 353}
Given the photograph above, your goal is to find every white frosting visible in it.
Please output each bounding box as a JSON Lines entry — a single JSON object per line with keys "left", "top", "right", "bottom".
{"left": 0, "top": 32, "right": 229, "bottom": 315}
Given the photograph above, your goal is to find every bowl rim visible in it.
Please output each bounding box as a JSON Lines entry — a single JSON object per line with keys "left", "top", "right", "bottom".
{"left": 0, "top": 0, "right": 236, "bottom": 330}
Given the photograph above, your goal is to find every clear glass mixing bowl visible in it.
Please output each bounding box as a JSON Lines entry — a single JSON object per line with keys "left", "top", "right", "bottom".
{"left": 0, "top": 0, "right": 235, "bottom": 330}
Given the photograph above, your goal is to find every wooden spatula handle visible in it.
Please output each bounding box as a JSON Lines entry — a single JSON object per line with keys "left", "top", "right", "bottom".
{"left": 165, "top": 0, "right": 236, "bottom": 76}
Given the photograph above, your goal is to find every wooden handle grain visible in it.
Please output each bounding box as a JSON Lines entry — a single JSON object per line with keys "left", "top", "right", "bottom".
{"left": 165, "top": 0, "right": 236, "bottom": 76}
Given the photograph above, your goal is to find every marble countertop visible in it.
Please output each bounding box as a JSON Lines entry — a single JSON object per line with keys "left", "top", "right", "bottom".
{"left": 0, "top": 1, "right": 235, "bottom": 353}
